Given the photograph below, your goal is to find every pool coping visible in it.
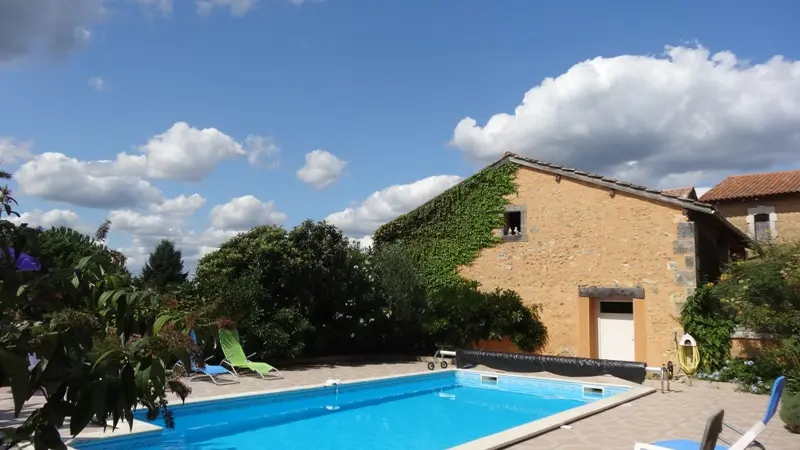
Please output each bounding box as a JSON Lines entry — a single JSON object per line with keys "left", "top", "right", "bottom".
{"left": 63, "top": 368, "right": 655, "bottom": 449}
{"left": 450, "top": 370, "right": 655, "bottom": 449}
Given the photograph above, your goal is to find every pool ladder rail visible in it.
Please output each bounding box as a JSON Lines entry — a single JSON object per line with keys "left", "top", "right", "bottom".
{"left": 428, "top": 349, "right": 456, "bottom": 370}
{"left": 645, "top": 365, "right": 671, "bottom": 393}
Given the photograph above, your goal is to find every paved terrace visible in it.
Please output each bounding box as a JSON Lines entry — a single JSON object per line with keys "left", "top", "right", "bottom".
{"left": 1, "top": 362, "right": 797, "bottom": 449}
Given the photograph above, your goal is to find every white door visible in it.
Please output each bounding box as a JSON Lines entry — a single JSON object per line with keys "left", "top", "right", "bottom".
{"left": 597, "top": 300, "right": 635, "bottom": 361}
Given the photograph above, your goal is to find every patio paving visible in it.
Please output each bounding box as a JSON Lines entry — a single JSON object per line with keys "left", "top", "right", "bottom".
{"left": 1, "top": 361, "right": 797, "bottom": 449}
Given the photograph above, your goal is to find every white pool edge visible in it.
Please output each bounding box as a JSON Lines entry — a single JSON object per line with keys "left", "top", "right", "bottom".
{"left": 64, "top": 368, "right": 655, "bottom": 450}
{"left": 448, "top": 372, "right": 655, "bottom": 450}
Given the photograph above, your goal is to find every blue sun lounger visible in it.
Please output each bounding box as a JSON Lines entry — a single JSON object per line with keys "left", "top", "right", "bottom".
{"left": 175, "top": 330, "right": 240, "bottom": 385}
{"left": 634, "top": 376, "right": 786, "bottom": 450}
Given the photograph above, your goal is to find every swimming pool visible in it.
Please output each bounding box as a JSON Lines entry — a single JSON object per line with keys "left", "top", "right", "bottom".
{"left": 71, "top": 370, "right": 652, "bottom": 449}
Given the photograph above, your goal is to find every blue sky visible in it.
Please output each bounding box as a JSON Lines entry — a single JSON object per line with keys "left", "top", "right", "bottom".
{"left": 1, "top": 0, "right": 799, "bottom": 273}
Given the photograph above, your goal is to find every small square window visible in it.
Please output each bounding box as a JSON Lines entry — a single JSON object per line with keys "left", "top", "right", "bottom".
{"left": 504, "top": 211, "right": 522, "bottom": 236}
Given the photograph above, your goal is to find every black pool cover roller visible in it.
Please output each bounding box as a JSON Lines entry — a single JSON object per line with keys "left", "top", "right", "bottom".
{"left": 455, "top": 349, "right": 647, "bottom": 384}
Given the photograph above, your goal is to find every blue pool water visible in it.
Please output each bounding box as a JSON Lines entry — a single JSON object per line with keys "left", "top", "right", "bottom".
{"left": 75, "top": 371, "right": 629, "bottom": 449}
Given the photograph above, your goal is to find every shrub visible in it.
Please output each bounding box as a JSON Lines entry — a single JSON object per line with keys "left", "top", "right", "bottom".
{"left": 424, "top": 280, "right": 548, "bottom": 352}
{"left": 680, "top": 283, "right": 735, "bottom": 373}
{"left": 780, "top": 391, "right": 800, "bottom": 434}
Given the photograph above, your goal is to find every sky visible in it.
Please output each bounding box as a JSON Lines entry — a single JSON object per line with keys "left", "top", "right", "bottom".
{"left": 1, "top": 0, "right": 799, "bottom": 275}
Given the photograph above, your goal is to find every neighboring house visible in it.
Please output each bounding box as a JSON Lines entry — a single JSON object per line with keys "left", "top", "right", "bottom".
{"left": 381, "top": 153, "right": 749, "bottom": 366}
{"left": 662, "top": 187, "right": 698, "bottom": 201}
{"left": 699, "top": 170, "right": 800, "bottom": 243}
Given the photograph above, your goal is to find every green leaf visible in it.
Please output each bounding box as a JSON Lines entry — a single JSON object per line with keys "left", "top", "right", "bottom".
{"left": 124, "top": 410, "right": 134, "bottom": 431}
{"left": 121, "top": 364, "right": 137, "bottom": 406}
{"left": 97, "top": 290, "right": 115, "bottom": 309}
{"left": 91, "top": 380, "right": 108, "bottom": 425}
{"left": 91, "top": 349, "right": 120, "bottom": 373}
{"left": 70, "top": 392, "right": 94, "bottom": 437}
{"left": 153, "top": 314, "right": 175, "bottom": 335}
{"left": 33, "top": 423, "right": 66, "bottom": 450}
{"left": 0, "top": 350, "right": 31, "bottom": 417}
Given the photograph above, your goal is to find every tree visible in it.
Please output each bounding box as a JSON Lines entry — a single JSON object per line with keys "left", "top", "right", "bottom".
{"left": 195, "top": 221, "right": 375, "bottom": 358}
{"left": 35, "top": 226, "right": 129, "bottom": 275}
{"left": 140, "top": 240, "right": 188, "bottom": 291}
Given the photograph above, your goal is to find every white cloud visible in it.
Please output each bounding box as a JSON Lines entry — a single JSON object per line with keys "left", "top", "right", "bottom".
{"left": 9, "top": 208, "right": 83, "bottom": 231}
{"left": 350, "top": 235, "right": 373, "bottom": 249}
{"left": 15, "top": 152, "right": 163, "bottom": 209}
{"left": 107, "top": 210, "right": 182, "bottom": 236}
{"left": 197, "top": 0, "right": 257, "bottom": 16}
{"left": 244, "top": 135, "right": 280, "bottom": 168}
{"left": 296, "top": 150, "right": 347, "bottom": 189}
{"left": 150, "top": 194, "right": 206, "bottom": 217}
{"left": 0, "top": 138, "right": 35, "bottom": 165}
{"left": 137, "top": 0, "right": 173, "bottom": 14}
{"left": 87, "top": 76, "right": 105, "bottom": 92}
{"left": 210, "top": 195, "right": 287, "bottom": 231}
{"left": 13, "top": 122, "right": 275, "bottom": 210}
{"left": 695, "top": 187, "right": 712, "bottom": 198}
{"left": 115, "top": 207, "right": 252, "bottom": 276}
{"left": 325, "top": 175, "right": 461, "bottom": 236}
{"left": 451, "top": 45, "right": 800, "bottom": 188}
{"left": 0, "top": 0, "right": 103, "bottom": 64}
{"left": 117, "top": 122, "right": 253, "bottom": 182}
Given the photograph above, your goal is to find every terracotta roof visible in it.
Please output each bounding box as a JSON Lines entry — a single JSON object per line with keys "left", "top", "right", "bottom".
{"left": 699, "top": 170, "right": 800, "bottom": 202}
{"left": 662, "top": 187, "right": 698, "bottom": 200}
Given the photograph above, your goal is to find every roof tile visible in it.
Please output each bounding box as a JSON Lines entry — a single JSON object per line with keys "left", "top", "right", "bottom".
{"left": 663, "top": 187, "right": 697, "bottom": 199}
{"left": 700, "top": 170, "right": 800, "bottom": 202}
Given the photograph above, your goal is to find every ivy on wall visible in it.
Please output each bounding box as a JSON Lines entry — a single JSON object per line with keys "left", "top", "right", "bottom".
{"left": 373, "top": 161, "right": 519, "bottom": 291}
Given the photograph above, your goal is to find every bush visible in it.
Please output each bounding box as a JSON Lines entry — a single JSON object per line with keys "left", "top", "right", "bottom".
{"left": 714, "top": 242, "right": 800, "bottom": 338}
{"left": 424, "top": 280, "right": 547, "bottom": 352}
{"left": 680, "top": 283, "right": 735, "bottom": 373}
{"left": 780, "top": 391, "right": 800, "bottom": 434}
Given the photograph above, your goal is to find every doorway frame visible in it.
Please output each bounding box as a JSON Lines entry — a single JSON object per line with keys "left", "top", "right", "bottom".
{"left": 577, "top": 294, "right": 648, "bottom": 362}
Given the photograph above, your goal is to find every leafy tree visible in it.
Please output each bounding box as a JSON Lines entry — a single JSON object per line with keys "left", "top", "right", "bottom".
{"left": 710, "top": 241, "right": 800, "bottom": 394}
{"left": 366, "top": 242, "right": 429, "bottom": 350}
{"left": 35, "top": 226, "right": 129, "bottom": 275}
{"left": 140, "top": 239, "right": 188, "bottom": 291}
{"left": 196, "top": 225, "right": 313, "bottom": 359}
{"left": 0, "top": 170, "right": 197, "bottom": 449}
{"left": 196, "top": 221, "right": 375, "bottom": 358}
{"left": 714, "top": 242, "right": 800, "bottom": 336}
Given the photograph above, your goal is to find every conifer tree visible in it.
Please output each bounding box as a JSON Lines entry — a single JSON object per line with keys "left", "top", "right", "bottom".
{"left": 140, "top": 239, "right": 188, "bottom": 290}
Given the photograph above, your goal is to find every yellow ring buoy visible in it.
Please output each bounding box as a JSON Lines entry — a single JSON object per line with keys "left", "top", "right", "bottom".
{"left": 678, "top": 342, "right": 700, "bottom": 376}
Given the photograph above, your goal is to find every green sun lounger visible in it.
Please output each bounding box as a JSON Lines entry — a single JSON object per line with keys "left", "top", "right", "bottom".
{"left": 218, "top": 329, "right": 283, "bottom": 380}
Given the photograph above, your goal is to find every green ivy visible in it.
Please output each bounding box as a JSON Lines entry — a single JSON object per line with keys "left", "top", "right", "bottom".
{"left": 374, "top": 161, "right": 518, "bottom": 292}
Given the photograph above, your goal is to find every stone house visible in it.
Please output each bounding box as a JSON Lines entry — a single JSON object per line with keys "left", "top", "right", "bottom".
{"left": 699, "top": 169, "right": 800, "bottom": 243}
{"left": 398, "top": 153, "right": 750, "bottom": 366}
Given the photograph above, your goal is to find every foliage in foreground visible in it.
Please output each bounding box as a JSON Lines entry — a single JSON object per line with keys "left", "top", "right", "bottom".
{"left": 0, "top": 171, "right": 196, "bottom": 449}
